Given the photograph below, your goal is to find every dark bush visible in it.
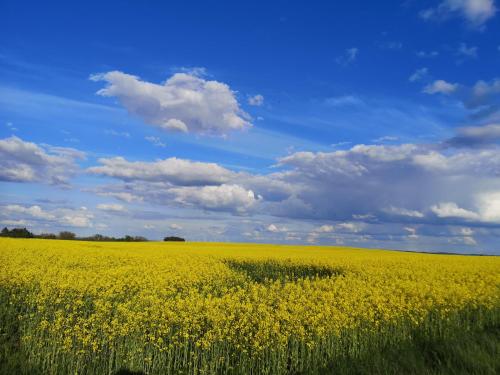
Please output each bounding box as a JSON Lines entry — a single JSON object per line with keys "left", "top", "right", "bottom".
{"left": 164, "top": 236, "right": 185, "bottom": 242}
{"left": 0, "top": 227, "right": 34, "bottom": 238}
{"left": 58, "top": 231, "right": 76, "bottom": 240}
{"left": 36, "top": 233, "right": 57, "bottom": 239}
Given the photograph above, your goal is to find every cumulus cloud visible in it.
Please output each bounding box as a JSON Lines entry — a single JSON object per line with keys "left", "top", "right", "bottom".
{"left": 266, "top": 223, "right": 290, "bottom": 233}
{"left": 96, "top": 203, "right": 127, "bottom": 213}
{"left": 274, "top": 143, "right": 500, "bottom": 224}
{"left": 476, "top": 191, "right": 500, "bottom": 222}
{"left": 423, "top": 80, "right": 459, "bottom": 95}
{"left": 431, "top": 202, "right": 480, "bottom": 220}
{"left": 337, "top": 222, "right": 364, "bottom": 233}
{"left": 1, "top": 204, "right": 93, "bottom": 228}
{"left": 5, "top": 205, "right": 55, "bottom": 220}
{"left": 424, "top": 77, "right": 500, "bottom": 122}
{"left": 420, "top": 0, "right": 496, "bottom": 28}
{"left": 430, "top": 193, "right": 500, "bottom": 224}
{"left": 248, "top": 94, "right": 264, "bottom": 106}
{"left": 87, "top": 157, "right": 234, "bottom": 186}
{"left": 91, "top": 190, "right": 143, "bottom": 203}
{"left": 315, "top": 225, "right": 334, "bottom": 233}
{"left": 169, "top": 184, "right": 259, "bottom": 214}
{"left": 90, "top": 71, "right": 252, "bottom": 136}
{"left": 467, "top": 78, "right": 500, "bottom": 111}
{"left": 0, "top": 136, "right": 84, "bottom": 185}
{"left": 446, "top": 123, "right": 500, "bottom": 147}
{"left": 86, "top": 135, "right": 500, "bottom": 240}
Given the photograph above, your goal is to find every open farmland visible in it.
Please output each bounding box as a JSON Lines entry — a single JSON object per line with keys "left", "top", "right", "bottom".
{"left": 0, "top": 238, "right": 499, "bottom": 374}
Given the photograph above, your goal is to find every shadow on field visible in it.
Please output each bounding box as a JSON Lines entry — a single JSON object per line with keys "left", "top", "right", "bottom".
{"left": 114, "top": 370, "right": 145, "bottom": 375}
{"left": 225, "top": 259, "right": 343, "bottom": 283}
{"left": 0, "top": 290, "right": 45, "bottom": 375}
{"left": 309, "top": 323, "right": 500, "bottom": 375}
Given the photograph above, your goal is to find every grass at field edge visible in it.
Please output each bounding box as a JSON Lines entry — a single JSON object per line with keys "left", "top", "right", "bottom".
{"left": 309, "top": 321, "right": 500, "bottom": 375}
{"left": 2, "top": 318, "right": 498, "bottom": 374}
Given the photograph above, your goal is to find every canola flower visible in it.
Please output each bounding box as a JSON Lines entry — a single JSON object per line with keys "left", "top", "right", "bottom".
{"left": 0, "top": 238, "right": 499, "bottom": 374}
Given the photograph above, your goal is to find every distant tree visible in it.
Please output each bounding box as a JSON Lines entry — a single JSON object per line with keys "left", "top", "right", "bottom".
{"left": 7, "top": 228, "right": 34, "bottom": 238}
{"left": 122, "top": 235, "right": 148, "bottom": 242}
{"left": 37, "top": 233, "right": 57, "bottom": 239}
{"left": 58, "top": 231, "right": 76, "bottom": 240}
{"left": 88, "top": 234, "right": 106, "bottom": 241}
{"left": 0, "top": 227, "right": 9, "bottom": 237}
{"left": 164, "top": 236, "right": 185, "bottom": 242}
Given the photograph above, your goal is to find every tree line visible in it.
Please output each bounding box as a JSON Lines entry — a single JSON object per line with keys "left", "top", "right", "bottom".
{"left": 0, "top": 227, "right": 185, "bottom": 242}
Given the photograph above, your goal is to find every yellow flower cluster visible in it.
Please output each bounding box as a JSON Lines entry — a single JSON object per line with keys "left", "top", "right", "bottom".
{"left": 0, "top": 238, "right": 498, "bottom": 374}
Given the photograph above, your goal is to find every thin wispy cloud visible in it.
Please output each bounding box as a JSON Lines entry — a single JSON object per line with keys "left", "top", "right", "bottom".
{"left": 336, "top": 47, "right": 359, "bottom": 66}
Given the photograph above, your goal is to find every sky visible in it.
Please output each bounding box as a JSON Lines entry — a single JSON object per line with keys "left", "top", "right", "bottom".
{"left": 1, "top": 0, "right": 500, "bottom": 254}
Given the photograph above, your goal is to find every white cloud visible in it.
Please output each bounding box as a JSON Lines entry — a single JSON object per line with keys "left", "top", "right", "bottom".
{"left": 169, "top": 223, "right": 183, "bottom": 230}
{"left": 409, "top": 68, "right": 429, "bottom": 82}
{"left": 60, "top": 215, "right": 93, "bottom": 228}
{"left": 459, "top": 227, "right": 474, "bottom": 236}
{"left": 423, "top": 80, "right": 459, "bottom": 94}
{"left": 104, "top": 129, "right": 131, "bottom": 138}
{"left": 377, "top": 41, "right": 403, "bottom": 50}
{"left": 0, "top": 219, "right": 28, "bottom": 226}
{"left": 87, "top": 156, "right": 234, "bottom": 186}
{"left": 6, "top": 122, "right": 18, "bottom": 131}
{"left": 267, "top": 223, "right": 288, "bottom": 233}
{"left": 457, "top": 42, "right": 478, "bottom": 58}
{"left": 86, "top": 138, "right": 500, "bottom": 234}
{"left": 416, "top": 50, "right": 439, "bottom": 58}
{"left": 248, "top": 94, "right": 264, "bottom": 106}
{"left": 336, "top": 48, "right": 358, "bottom": 65}
{"left": 0, "top": 136, "right": 84, "bottom": 185}
{"left": 337, "top": 222, "right": 363, "bottom": 233}
{"left": 96, "top": 203, "right": 127, "bottom": 212}
{"left": 2, "top": 204, "right": 93, "bottom": 228}
{"left": 404, "top": 227, "right": 419, "bottom": 239}
{"left": 420, "top": 0, "right": 496, "bottom": 28}
{"left": 475, "top": 191, "right": 500, "bottom": 222}
{"left": 4, "top": 205, "right": 55, "bottom": 220}
{"left": 431, "top": 202, "right": 480, "bottom": 220}
{"left": 145, "top": 136, "right": 166, "bottom": 148}
{"left": 315, "top": 224, "right": 334, "bottom": 233}
{"left": 447, "top": 123, "right": 500, "bottom": 147}
{"left": 90, "top": 71, "right": 252, "bottom": 136}
{"left": 325, "top": 95, "right": 363, "bottom": 106}
{"left": 273, "top": 143, "right": 500, "bottom": 225}
{"left": 267, "top": 224, "right": 279, "bottom": 233}
{"left": 384, "top": 206, "right": 425, "bottom": 218}
{"left": 467, "top": 78, "right": 500, "bottom": 110}
{"left": 462, "top": 236, "right": 477, "bottom": 245}
{"left": 93, "top": 191, "right": 143, "bottom": 203}
{"left": 174, "top": 66, "right": 207, "bottom": 77}
{"left": 373, "top": 136, "right": 399, "bottom": 143}
{"left": 169, "top": 184, "right": 259, "bottom": 214}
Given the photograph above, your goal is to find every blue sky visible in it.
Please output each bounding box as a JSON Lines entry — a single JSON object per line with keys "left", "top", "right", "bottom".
{"left": 1, "top": 0, "right": 500, "bottom": 253}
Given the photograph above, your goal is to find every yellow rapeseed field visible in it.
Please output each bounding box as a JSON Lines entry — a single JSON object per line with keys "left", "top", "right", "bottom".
{"left": 0, "top": 238, "right": 499, "bottom": 374}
